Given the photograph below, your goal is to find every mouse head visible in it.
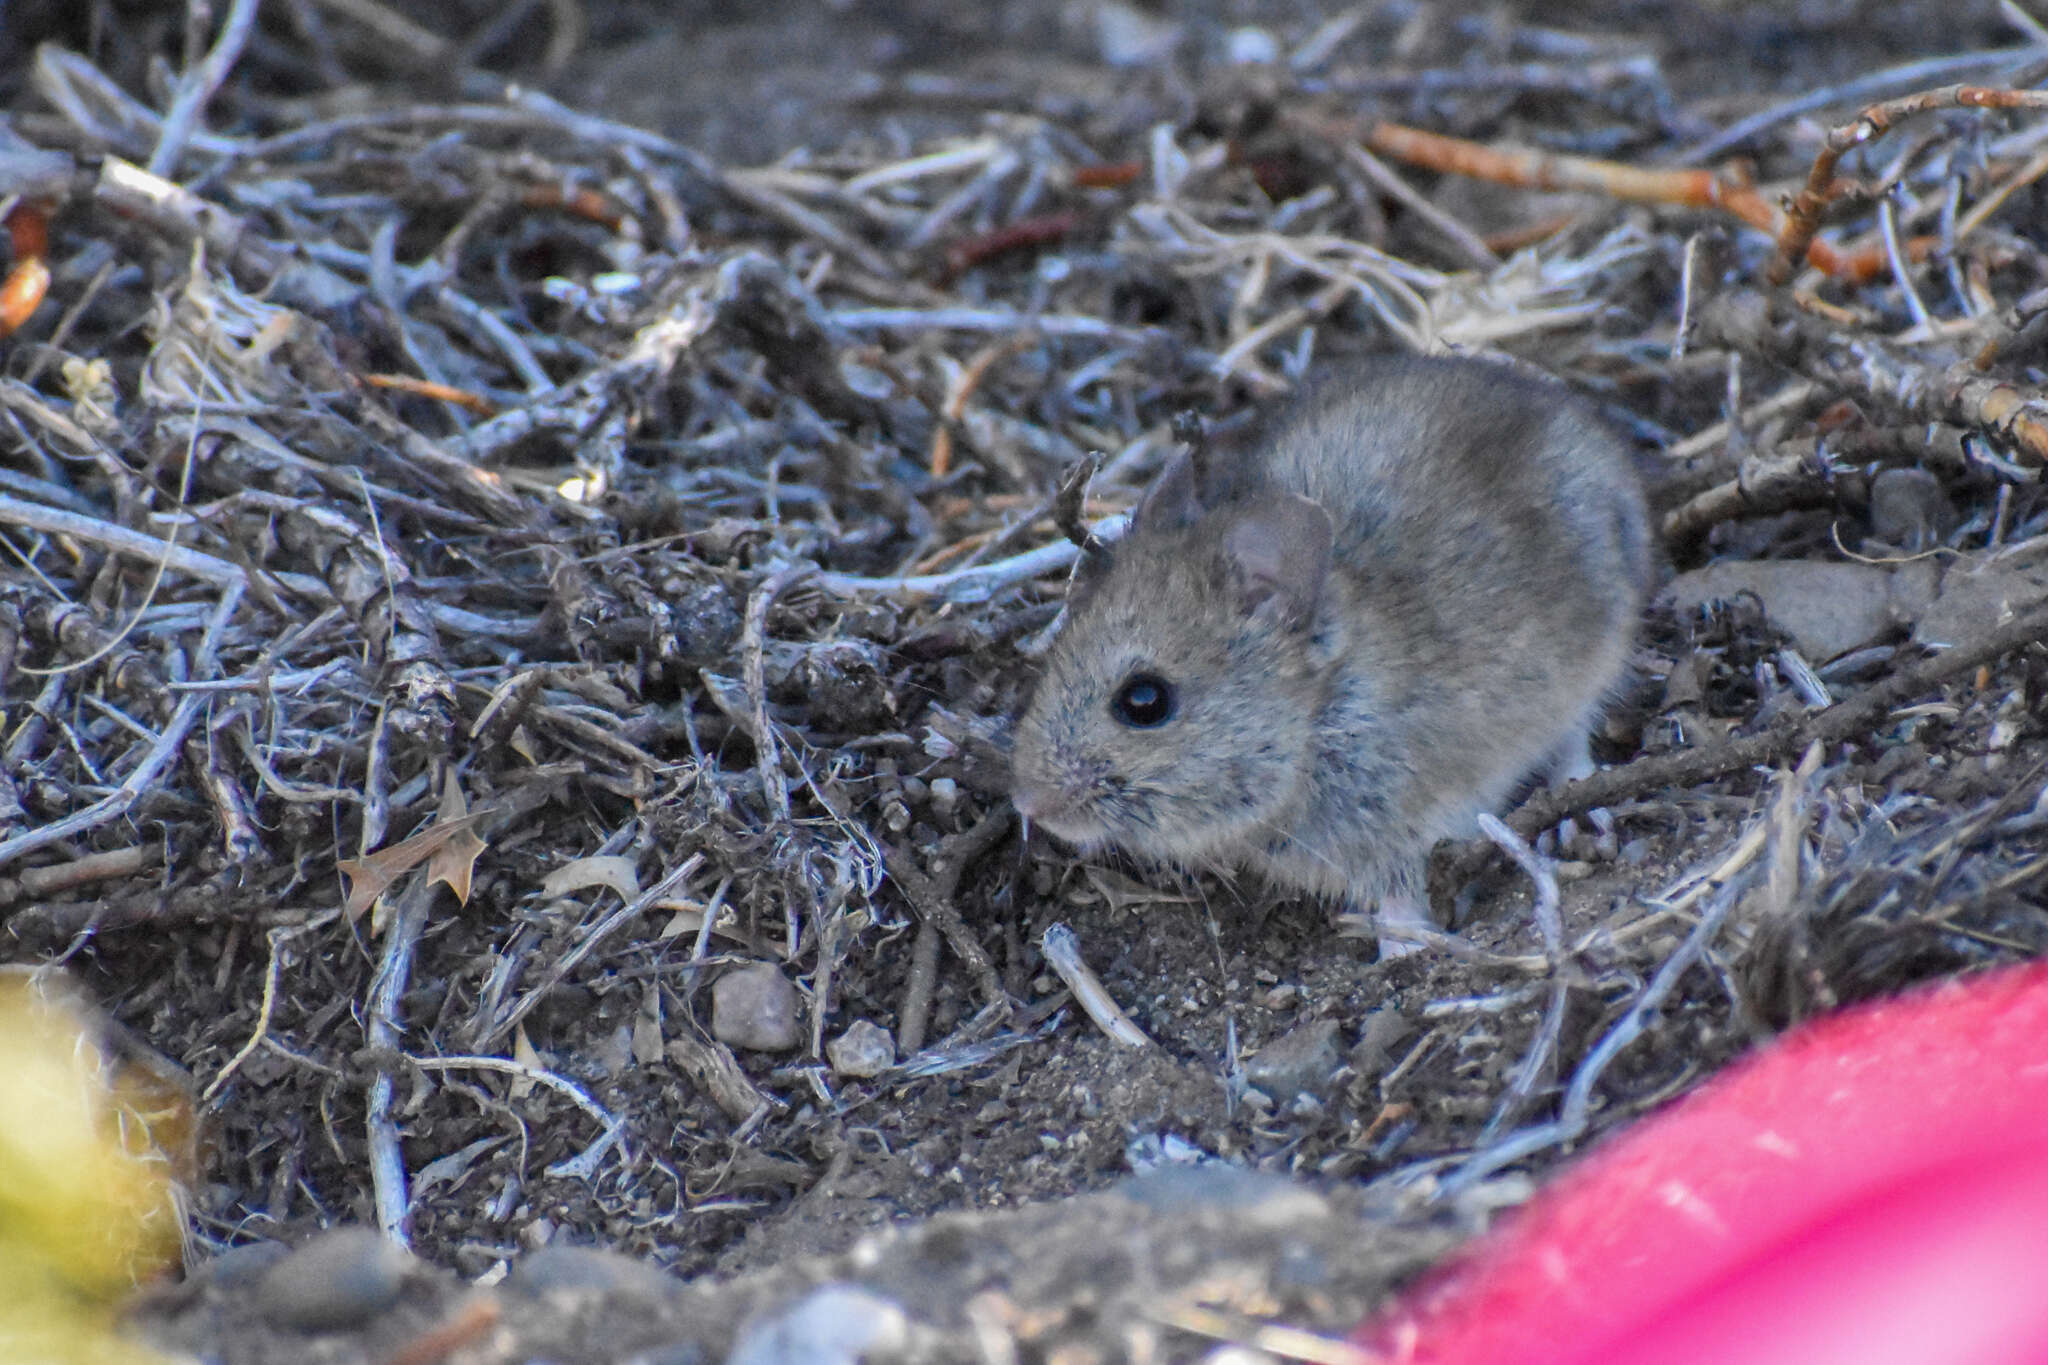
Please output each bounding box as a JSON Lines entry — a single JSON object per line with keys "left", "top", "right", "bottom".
{"left": 1011, "top": 453, "right": 1340, "bottom": 867}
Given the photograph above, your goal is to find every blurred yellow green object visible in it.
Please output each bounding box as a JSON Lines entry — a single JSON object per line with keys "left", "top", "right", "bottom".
{"left": 0, "top": 972, "right": 183, "bottom": 1365}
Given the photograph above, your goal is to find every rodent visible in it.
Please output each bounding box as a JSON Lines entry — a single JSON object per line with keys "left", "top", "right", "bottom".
{"left": 1009, "top": 353, "right": 1655, "bottom": 954}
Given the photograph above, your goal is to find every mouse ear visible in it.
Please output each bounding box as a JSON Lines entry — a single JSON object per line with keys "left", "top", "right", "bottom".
{"left": 1134, "top": 451, "right": 1202, "bottom": 532}
{"left": 1224, "top": 494, "right": 1333, "bottom": 627}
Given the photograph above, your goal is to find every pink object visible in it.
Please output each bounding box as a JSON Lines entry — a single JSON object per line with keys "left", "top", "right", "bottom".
{"left": 1357, "top": 959, "right": 2048, "bottom": 1365}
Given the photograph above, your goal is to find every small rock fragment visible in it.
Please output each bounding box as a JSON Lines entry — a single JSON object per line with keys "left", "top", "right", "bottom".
{"left": 1243, "top": 1017, "right": 1343, "bottom": 1102}
{"left": 712, "top": 963, "right": 803, "bottom": 1052}
{"left": 1348, "top": 1008, "right": 1415, "bottom": 1083}
{"left": 1867, "top": 468, "right": 1955, "bottom": 552}
{"left": 825, "top": 1020, "right": 895, "bottom": 1078}
{"left": 1119, "top": 1163, "right": 1330, "bottom": 1230}
{"left": 255, "top": 1226, "right": 413, "bottom": 1333}
{"left": 725, "top": 1284, "right": 909, "bottom": 1365}
{"left": 1664, "top": 560, "right": 1938, "bottom": 661}
{"left": 1913, "top": 556, "right": 2048, "bottom": 649}
{"left": 1224, "top": 26, "right": 1280, "bottom": 63}
{"left": 199, "top": 1240, "right": 289, "bottom": 1290}
{"left": 504, "top": 1244, "right": 677, "bottom": 1302}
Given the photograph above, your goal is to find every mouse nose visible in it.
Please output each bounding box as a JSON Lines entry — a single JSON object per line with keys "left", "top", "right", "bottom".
{"left": 1012, "top": 786, "right": 1046, "bottom": 823}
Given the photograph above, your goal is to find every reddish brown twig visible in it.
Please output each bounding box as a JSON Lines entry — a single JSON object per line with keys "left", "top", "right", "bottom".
{"left": 360, "top": 372, "right": 499, "bottom": 416}
{"left": 518, "top": 182, "right": 628, "bottom": 233}
{"left": 1290, "top": 113, "right": 1939, "bottom": 283}
{"left": 941, "top": 210, "right": 1080, "bottom": 282}
{"left": 1072, "top": 160, "right": 1141, "bottom": 189}
{"left": 1767, "top": 85, "right": 2048, "bottom": 285}
{"left": 0, "top": 202, "right": 52, "bottom": 338}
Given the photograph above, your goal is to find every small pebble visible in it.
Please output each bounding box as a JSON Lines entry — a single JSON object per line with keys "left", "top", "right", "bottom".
{"left": 825, "top": 1020, "right": 895, "bottom": 1077}
{"left": 1243, "top": 1017, "right": 1343, "bottom": 1101}
{"left": 1119, "top": 1163, "right": 1330, "bottom": 1229}
{"left": 199, "top": 1240, "right": 289, "bottom": 1290}
{"left": 712, "top": 963, "right": 803, "bottom": 1052}
{"left": 255, "top": 1226, "right": 413, "bottom": 1333}
{"left": 1348, "top": 1008, "right": 1415, "bottom": 1081}
{"left": 725, "top": 1284, "right": 908, "bottom": 1365}
{"left": 1223, "top": 26, "right": 1280, "bottom": 64}
{"left": 505, "top": 1244, "right": 677, "bottom": 1302}
{"left": 1260, "top": 983, "right": 1299, "bottom": 1010}
{"left": 1868, "top": 467, "right": 1955, "bottom": 552}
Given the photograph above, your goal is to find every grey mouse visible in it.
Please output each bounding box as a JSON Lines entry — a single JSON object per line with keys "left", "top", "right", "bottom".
{"left": 1010, "top": 353, "right": 1655, "bottom": 955}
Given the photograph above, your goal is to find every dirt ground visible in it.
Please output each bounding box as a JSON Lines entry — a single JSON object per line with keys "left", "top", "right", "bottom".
{"left": 3, "top": 0, "right": 2048, "bottom": 1362}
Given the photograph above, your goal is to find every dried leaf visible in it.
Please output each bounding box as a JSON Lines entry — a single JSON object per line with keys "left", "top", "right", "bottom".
{"left": 510, "top": 1026, "right": 540, "bottom": 1101}
{"left": 632, "top": 985, "right": 665, "bottom": 1067}
{"left": 541, "top": 854, "right": 642, "bottom": 901}
{"left": 337, "top": 810, "right": 489, "bottom": 922}
{"left": 425, "top": 773, "right": 488, "bottom": 906}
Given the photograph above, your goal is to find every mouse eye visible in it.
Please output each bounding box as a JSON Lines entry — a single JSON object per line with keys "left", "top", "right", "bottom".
{"left": 1111, "top": 673, "right": 1176, "bottom": 728}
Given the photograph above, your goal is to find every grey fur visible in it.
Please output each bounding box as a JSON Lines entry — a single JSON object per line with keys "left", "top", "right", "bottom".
{"left": 1010, "top": 354, "right": 1654, "bottom": 948}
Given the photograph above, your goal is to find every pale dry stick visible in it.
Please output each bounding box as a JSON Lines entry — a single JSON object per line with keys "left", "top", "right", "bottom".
{"left": 1476, "top": 814, "right": 1571, "bottom": 1145}
{"left": 0, "top": 490, "right": 246, "bottom": 587}
{"left": 1212, "top": 278, "right": 1351, "bottom": 381}
{"left": 883, "top": 809, "right": 1015, "bottom": 1019}
{"left": 1661, "top": 382, "right": 1821, "bottom": 466}
{"left": 1954, "top": 139, "right": 2048, "bottom": 240}
{"left": 680, "top": 873, "right": 734, "bottom": 1001}
{"left": 1756, "top": 744, "right": 1825, "bottom": 931}
{"left": 1340, "top": 916, "right": 1549, "bottom": 972}
{"left": 148, "top": 0, "right": 260, "bottom": 176}
{"left": 0, "top": 846, "right": 153, "bottom": 906}
{"left": 32, "top": 46, "right": 239, "bottom": 158}
{"left": 0, "top": 583, "right": 242, "bottom": 868}
{"left": 1290, "top": 5, "right": 1371, "bottom": 71}
{"left": 1703, "top": 289, "right": 2048, "bottom": 467}
{"left": 364, "top": 875, "right": 434, "bottom": 1247}
{"left": 92, "top": 157, "right": 358, "bottom": 310}
{"left": 930, "top": 332, "right": 1040, "bottom": 478}
{"left": 1440, "top": 869, "right": 1755, "bottom": 1196}
{"left": 1660, "top": 439, "right": 1834, "bottom": 542}
{"left": 905, "top": 145, "right": 1022, "bottom": 251}
{"left": 1673, "top": 231, "right": 1704, "bottom": 361}
{"left": 310, "top": 0, "right": 449, "bottom": 57}
{"left": 476, "top": 853, "right": 707, "bottom": 1055}
{"left": 1668, "top": 46, "right": 2048, "bottom": 166}
{"left": 1146, "top": 1303, "right": 1372, "bottom": 1365}
{"left": 1878, "top": 190, "right": 1934, "bottom": 330}
{"left": 169, "top": 661, "right": 347, "bottom": 695}
{"left": 434, "top": 287, "right": 552, "bottom": 395}
{"left": 1338, "top": 141, "right": 1500, "bottom": 270}
{"left": 830, "top": 306, "right": 1175, "bottom": 345}
{"left": 721, "top": 169, "right": 899, "bottom": 280}
{"left": 1523, "top": 564, "right": 2048, "bottom": 843}
{"left": 896, "top": 917, "right": 942, "bottom": 1057}
{"left": 2006, "top": 0, "right": 2048, "bottom": 46}
{"left": 741, "top": 567, "right": 812, "bottom": 824}
{"left": 200, "top": 924, "right": 298, "bottom": 1104}
{"left": 842, "top": 138, "right": 1002, "bottom": 197}
{"left": 812, "top": 513, "right": 1129, "bottom": 603}
{"left": 411, "top": 1055, "right": 627, "bottom": 1180}
{"left": 1040, "top": 922, "right": 1152, "bottom": 1049}
{"left": 449, "top": 293, "right": 714, "bottom": 465}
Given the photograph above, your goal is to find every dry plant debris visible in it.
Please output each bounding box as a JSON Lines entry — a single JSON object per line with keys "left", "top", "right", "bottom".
{"left": 0, "top": 3, "right": 2046, "bottom": 1361}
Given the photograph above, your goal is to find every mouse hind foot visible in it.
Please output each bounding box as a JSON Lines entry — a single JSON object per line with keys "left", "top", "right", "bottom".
{"left": 1537, "top": 728, "right": 1618, "bottom": 861}
{"left": 1335, "top": 890, "right": 1437, "bottom": 961}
